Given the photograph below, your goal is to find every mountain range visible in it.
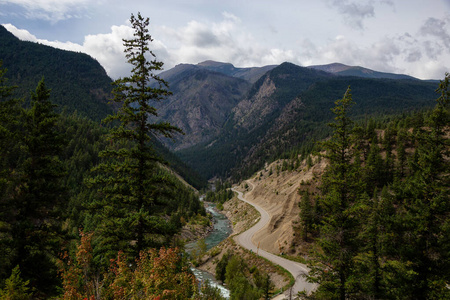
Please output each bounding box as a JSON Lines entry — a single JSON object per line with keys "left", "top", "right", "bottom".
{"left": 0, "top": 24, "right": 440, "bottom": 181}
{"left": 156, "top": 60, "right": 438, "bottom": 180}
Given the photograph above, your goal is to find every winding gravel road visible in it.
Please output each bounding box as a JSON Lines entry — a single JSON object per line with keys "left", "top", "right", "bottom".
{"left": 232, "top": 183, "right": 316, "bottom": 298}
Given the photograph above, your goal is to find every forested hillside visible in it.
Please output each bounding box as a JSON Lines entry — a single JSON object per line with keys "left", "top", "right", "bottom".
{"left": 296, "top": 75, "right": 449, "bottom": 299}
{"left": 0, "top": 25, "right": 113, "bottom": 121}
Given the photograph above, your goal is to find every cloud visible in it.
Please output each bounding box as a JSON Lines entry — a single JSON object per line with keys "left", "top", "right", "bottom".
{"left": 159, "top": 12, "right": 296, "bottom": 69}
{"left": 326, "top": 0, "right": 375, "bottom": 29}
{"left": 420, "top": 17, "right": 450, "bottom": 48}
{"left": 325, "top": 0, "right": 396, "bottom": 30}
{"left": 1, "top": 0, "right": 93, "bottom": 22}
{"left": 301, "top": 35, "right": 401, "bottom": 70}
{"left": 2, "top": 23, "right": 39, "bottom": 41}
{"left": 3, "top": 23, "right": 85, "bottom": 51}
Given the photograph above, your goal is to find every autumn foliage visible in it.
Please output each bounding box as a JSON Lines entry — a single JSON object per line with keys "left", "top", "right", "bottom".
{"left": 59, "top": 231, "right": 198, "bottom": 299}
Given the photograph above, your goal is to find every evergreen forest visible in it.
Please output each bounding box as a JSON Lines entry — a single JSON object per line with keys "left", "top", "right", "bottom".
{"left": 297, "top": 79, "right": 449, "bottom": 299}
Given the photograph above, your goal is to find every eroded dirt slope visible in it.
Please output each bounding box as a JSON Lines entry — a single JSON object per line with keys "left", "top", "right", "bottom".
{"left": 237, "top": 157, "right": 326, "bottom": 255}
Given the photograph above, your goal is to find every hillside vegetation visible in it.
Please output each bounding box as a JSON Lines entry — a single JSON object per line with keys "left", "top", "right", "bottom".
{"left": 0, "top": 25, "right": 113, "bottom": 121}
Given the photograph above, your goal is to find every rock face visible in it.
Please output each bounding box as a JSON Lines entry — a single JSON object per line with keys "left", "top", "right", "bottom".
{"left": 152, "top": 61, "right": 279, "bottom": 150}
{"left": 154, "top": 64, "right": 251, "bottom": 150}
{"left": 232, "top": 76, "right": 277, "bottom": 131}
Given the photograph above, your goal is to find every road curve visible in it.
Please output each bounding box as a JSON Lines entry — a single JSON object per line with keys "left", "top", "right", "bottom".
{"left": 232, "top": 183, "right": 316, "bottom": 298}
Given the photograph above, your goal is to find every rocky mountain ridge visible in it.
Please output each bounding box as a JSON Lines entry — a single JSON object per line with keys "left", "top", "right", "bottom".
{"left": 171, "top": 61, "right": 437, "bottom": 180}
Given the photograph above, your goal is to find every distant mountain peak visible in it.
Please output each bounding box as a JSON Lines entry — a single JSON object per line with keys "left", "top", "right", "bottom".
{"left": 308, "top": 62, "right": 416, "bottom": 80}
{"left": 195, "top": 60, "right": 277, "bottom": 84}
{"left": 197, "top": 60, "right": 235, "bottom": 68}
{"left": 308, "top": 62, "right": 352, "bottom": 73}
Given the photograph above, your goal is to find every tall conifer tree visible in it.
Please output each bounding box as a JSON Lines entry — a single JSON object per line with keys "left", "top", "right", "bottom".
{"left": 12, "top": 77, "right": 66, "bottom": 295}
{"left": 90, "top": 13, "right": 182, "bottom": 262}
{"left": 306, "top": 87, "right": 364, "bottom": 299}
{"left": 0, "top": 61, "right": 20, "bottom": 282}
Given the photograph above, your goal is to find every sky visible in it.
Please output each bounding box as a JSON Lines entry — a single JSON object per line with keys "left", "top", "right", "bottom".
{"left": 1, "top": 0, "right": 449, "bottom": 80}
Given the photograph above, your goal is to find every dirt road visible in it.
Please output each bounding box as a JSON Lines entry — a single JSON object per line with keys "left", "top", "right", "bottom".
{"left": 232, "top": 183, "right": 316, "bottom": 298}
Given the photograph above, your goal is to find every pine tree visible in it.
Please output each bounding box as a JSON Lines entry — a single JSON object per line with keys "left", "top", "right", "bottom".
{"left": 355, "top": 187, "right": 393, "bottom": 299}
{"left": 298, "top": 190, "right": 313, "bottom": 241}
{"left": 0, "top": 61, "right": 21, "bottom": 282}
{"left": 395, "top": 128, "right": 407, "bottom": 178}
{"left": 0, "top": 61, "right": 20, "bottom": 201}
{"left": 307, "top": 87, "right": 365, "bottom": 299}
{"left": 11, "top": 77, "right": 66, "bottom": 295}
{"left": 364, "top": 141, "right": 384, "bottom": 190}
{"left": 89, "top": 13, "right": 182, "bottom": 262}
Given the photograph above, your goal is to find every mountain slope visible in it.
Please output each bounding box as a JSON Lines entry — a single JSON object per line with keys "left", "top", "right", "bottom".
{"left": 176, "top": 63, "right": 438, "bottom": 180}
{"left": 231, "top": 62, "right": 334, "bottom": 132}
{"left": 197, "top": 60, "right": 277, "bottom": 83}
{"left": 308, "top": 62, "right": 417, "bottom": 80}
{"left": 233, "top": 75, "right": 437, "bottom": 179}
{"left": 155, "top": 64, "right": 251, "bottom": 150}
{"left": 0, "top": 25, "right": 113, "bottom": 121}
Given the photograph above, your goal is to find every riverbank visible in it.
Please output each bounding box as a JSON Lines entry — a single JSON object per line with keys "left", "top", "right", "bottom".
{"left": 195, "top": 195, "right": 291, "bottom": 293}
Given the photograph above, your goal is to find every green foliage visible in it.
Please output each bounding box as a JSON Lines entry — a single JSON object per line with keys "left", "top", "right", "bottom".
{"left": 205, "top": 180, "right": 233, "bottom": 204}
{"left": 215, "top": 252, "right": 231, "bottom": 283}
{"left": 0, "top": 62, "right": 20, "bottom": 280}
{"left": 0, "top": 77, "right": 66, "bottom": 296}
{"left": 307, "top": 87, "right": 365, "bottom": 299}
{"left": 0, "top": 266, "right": 32, "bottom": 300}
{"left": 0, "top": 27, "right": 205, "bottom": 296}
{"left": 190, "top": 238, "right": 207, "bottom": 265}
{"left": 225, "top": 256, "right": 259, "bottom": 300}
{"left": 386, "top": 72, "right": 450, "bottom": 299}
{"left": 199, "top": 280, "right": 226, "bottom": 300}
{"left": 215, "top": 252, "right": 273, "bottom": 299}
{"left": 298, "top": 190, "right": 314, "bottom": 241}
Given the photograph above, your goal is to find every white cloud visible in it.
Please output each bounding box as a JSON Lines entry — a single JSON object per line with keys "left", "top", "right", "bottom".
{"left": 297, "top": 30, "right": 449, "bottom": 79}
{"left": 2, "top": 23, "right": 39, "bottom": 41}
{"left": 326, "top": 0, "right": 375, "bottom": 29}
{"left": 420, "top": 17, "right": 450, "bottom": 48}
{"left": 159, "top": 12, "right": 297, "bottom": 69}
{"left": 1, "top": 0, "right": 94, "bottom": 22}
{"left": 3, "top": 23, "right": 84, "bottom": 52}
